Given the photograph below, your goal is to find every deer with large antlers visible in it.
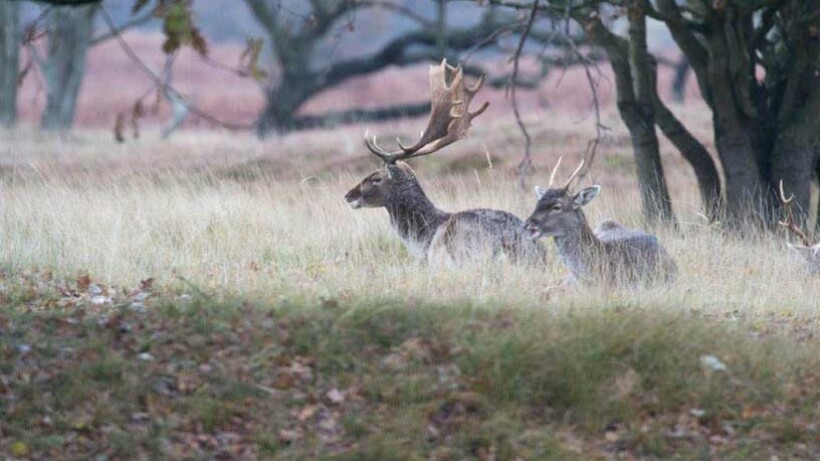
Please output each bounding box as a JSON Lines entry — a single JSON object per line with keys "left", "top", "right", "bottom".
{"left": 344, "top": 59, "right": 546, "bottom": 266}
{"left": 777, "top": 181, "right": 820, "bottom": 274}
{"left": 523, "top": 158, "right": 677, "bottom": 285}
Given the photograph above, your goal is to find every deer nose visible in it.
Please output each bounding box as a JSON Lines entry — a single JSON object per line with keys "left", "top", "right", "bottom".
{"left": 344, "top": 189, "right": 359, "bottom": 202}
{"left": 522, "top": 219, "right": 536, "bottom": 231}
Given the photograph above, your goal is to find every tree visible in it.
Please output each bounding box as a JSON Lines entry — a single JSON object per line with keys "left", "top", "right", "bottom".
{"left": 489, "top": 0, "right": 818, "bottom": 231}
{"left": 21, "top": 0, "right": 196, "bottom": 132}
{"left": 584, "top": 10, "right": 720, "bottom": 223}
{"left": 652, "top": 0, "right": 820, "bottom": 229}
{"left": 0, "top": 1, "right": 21, "bottom": 127}
{"left": 244, "top": 0, "right": 529, "bottom": 137}
{"left": 38, "top": 4, "right": 99, "bottom": 130}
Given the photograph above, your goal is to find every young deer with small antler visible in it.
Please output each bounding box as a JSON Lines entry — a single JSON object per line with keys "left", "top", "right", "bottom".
{"left": 523, "top": 158, "right": 677, "bottom": 285}
{"left": 345, "top": 59, "right": 546, "bottom": 266}
{"left": 777, "top": 181, "right": 820, "bottom": 274}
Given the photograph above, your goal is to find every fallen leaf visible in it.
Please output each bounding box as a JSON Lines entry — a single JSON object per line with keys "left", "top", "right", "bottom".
{"left": 77, "top": 273, "right": 92, "bottom": 291}
{"left": 11, "top": 441, "right": 29, "bottom": 456}
{"left": 699, "top": 355, "right": 728, "bottom": 372}
{"left": 137, "top": 352, "right": 155, "bottom": 361}
{"left": 297, "top": 405, "right": 318, "bottom": 422}
{"left": 90, "top": 295, "right": 109, "bottom": 305}
{"left": 326, "top": 388, "right": 345, "bottom": 404}
{"left": 139, "top": 277, "right": 155, "bottom": 292}
{"left": 278, "top": 428, "right": 302, "bottom": 443}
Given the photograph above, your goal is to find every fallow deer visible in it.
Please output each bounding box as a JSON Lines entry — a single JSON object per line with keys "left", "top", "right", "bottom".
{"left": 344, "top": 59, "right": 546, "bottom": 266}
{"left": 777, "top": 180, "right": 820, "bottom": 274}
{"left": 523, "top": 158, "right": 677, "bottom": 285}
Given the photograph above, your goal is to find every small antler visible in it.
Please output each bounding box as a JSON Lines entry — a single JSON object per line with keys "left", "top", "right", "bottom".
{"left": 546, "top": 156, "right": 585, "bottom": 191}
{"left": 364, "top": 58, "right": 489, "bottom": 164}
{"left": 548, "top": 156, "right": 563, "bottom": 187}
{"left": 777, "top": 180, "right": 813, "bottom": 247}
{"left": 562, "top": 159, "right": 585, "bottom": 191}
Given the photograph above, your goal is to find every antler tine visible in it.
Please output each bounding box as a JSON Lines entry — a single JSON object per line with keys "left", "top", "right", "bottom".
{"left": 362, "top": 58, "right": 488, "bottom": 164}
{"left": 777, "top": 180, "right": 813, "bottom": 247}
{"left": 397, "top": 59, "right": 488, "bottom": 159}
{"left": 466, "top": 73, "right": 486, "bottom": 96}
{"left": 778, "top": 179, "right": 793, "bottom": 204}
{"left": 562, "top": 159, "right": 586, "bottom": 191}
{"left": 548, "top": 156, "right": 563, "bottom": 187}
{"left": 364, "top": 129, "right": 400, "bottom": 164}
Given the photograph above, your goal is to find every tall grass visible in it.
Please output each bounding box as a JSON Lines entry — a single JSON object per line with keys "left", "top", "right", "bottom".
{"left": 0, "top": 118, "right": 817, "bottom": 336}
{"left": 1, "top": 117, "right": 818, "bottom": 459}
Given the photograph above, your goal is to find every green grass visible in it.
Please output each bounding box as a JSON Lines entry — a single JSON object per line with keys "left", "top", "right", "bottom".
{"left": 0, "top": 277, "right": 816, "bottom": 460}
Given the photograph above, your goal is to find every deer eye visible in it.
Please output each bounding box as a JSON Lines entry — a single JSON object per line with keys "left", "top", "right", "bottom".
{"left": 550, "top": 204, "right": 562, "bottom": 211}
{"left": 372, "top": 177, "right": 383, "bottom": 184}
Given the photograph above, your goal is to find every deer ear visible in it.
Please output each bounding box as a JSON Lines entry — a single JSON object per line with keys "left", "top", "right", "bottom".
{"left": 573, "top": 185, "right": 601, "bottom": 209}
{"left": 534, "top": 186, "right": 547, "bottom": 199}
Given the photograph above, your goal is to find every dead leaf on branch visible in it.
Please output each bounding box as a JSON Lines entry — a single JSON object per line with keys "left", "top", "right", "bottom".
{"left": 238, "top": 38, "right": 267, "bottom": 82}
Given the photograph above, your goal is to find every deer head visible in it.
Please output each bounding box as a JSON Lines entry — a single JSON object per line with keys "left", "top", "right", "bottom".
{"left": 523, "top": 158, "right": 599, "bottom": 239}
{"left": 344, "top": 162, "right": 417, "bottom": 209}
{"left": 345, "top": 59, "right": 488, "bottom": 210}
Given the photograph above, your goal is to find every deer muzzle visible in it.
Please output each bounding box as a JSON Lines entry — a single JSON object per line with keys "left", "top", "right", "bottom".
{"left": 523, "top": 219, "right": 543, "bottom": 240}
{"left": 344, "top": 188, "right": 363, "bottom": 209}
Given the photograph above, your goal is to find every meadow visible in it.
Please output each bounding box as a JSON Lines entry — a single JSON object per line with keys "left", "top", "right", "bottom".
{"left": 1, "top": 106, "right": 818, "bottom": 459}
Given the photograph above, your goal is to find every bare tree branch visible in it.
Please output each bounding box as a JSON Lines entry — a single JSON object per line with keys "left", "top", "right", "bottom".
{"left": 99, "top": 6, "right": 255, "bottom": 134}
{"left": 90, "top": 5, "right": 157, "bottom": 45}
{"left": 509, "top": 0, "right": 540, "bottom": 191}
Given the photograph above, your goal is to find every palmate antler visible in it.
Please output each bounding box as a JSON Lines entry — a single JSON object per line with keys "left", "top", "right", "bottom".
{"left": 365, "top": 58, "right": 489, "bottom": 164}
{"left": 777, "top": 180, "right": 813, "bottom": 247}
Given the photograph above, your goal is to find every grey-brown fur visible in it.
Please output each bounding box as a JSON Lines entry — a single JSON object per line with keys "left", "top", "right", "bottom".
{"left": 524, "top": 185, "right": 677, "bottom": 285}
{"left": 345, "top": 162, "right": 546, "bottom": 266}
{"left": 788, "top": 243, "right": 820, "bottom": 275}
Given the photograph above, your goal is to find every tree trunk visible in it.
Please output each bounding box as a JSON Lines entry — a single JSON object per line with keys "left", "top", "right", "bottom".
{"left": 771, "top": 87, "right": 820, "bottom": 228}
{"left": 652, "top": 85, "right": 721, "bottom": 220}
{"left": 586, "top": 15, "right": 719, "bottom": 222}
{"left": 625, "top": 8, "right": 675, "bottom": 225}
{"left": 704, "top": 9, "right": 771, "bottom": 228}
{"left": 41, "top": 4, "right": 97, "bottom": 131}
{"left": 255, "top": 75, "right": 315, "bottom": 136}
{"left": 0, "top": 1, "right": 20, "bottom": 127}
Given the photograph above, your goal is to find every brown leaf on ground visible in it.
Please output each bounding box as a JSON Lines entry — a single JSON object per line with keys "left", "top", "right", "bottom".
{"left": 76, "top": 273, "right": 92, "bottom": 291}
{"left": 278, "top": 428, "right": 302, "bottom": 443}
{"left": 326, "top": 388, "right": 345, "bottom": 404}
{"left": 139, "top": 278, "right": 155, "bottom": 292}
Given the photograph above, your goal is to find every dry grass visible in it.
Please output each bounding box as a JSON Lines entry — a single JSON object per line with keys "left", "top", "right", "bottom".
{"left": 1, "top": 110, "right": 818, "bottom": 340}
{"left": 2, "top": 109, "right": 819, "bottom": 459}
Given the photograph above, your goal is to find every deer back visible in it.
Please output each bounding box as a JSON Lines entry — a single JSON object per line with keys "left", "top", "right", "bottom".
{"left": 428, "top": 208, "right": 547, "bottom": 267}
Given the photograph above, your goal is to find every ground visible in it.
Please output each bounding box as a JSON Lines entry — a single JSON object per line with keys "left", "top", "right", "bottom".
{"left": 2, "top": 70, "right": 819, "bottom": 459}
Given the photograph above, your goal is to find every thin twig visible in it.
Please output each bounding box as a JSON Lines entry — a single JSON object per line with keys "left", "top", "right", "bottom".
{"left": 558, "top": 32, "right": 608, "bottom": 180}
{"left": 99, "top": 6, "right": 254, "bottom": 132}
{"left": 461, "top": 22, "right": 522, "bottom": 64}
{"left": 510, "top": 0, "right": 540, "bottom": 192}
{"left": 90, "top": 5, "right": 157, "bottom": 46}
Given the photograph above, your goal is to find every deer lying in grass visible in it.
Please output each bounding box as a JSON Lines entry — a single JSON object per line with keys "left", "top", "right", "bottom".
{"left": 777, "top": 181, "right": 820, "bottom": 274}
{"left": 523, "top": 158, "right": 677, "bottom": 285}
{"left": 345, "top": 59, "right": 546, "bottom": 266}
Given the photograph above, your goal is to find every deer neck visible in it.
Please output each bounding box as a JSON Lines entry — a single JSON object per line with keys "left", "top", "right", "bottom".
{"left": 385, "top": 180, "right": 449, "bottom": 256}
{"left": 553, "top": 211, "right": 605, "bottom": 280}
